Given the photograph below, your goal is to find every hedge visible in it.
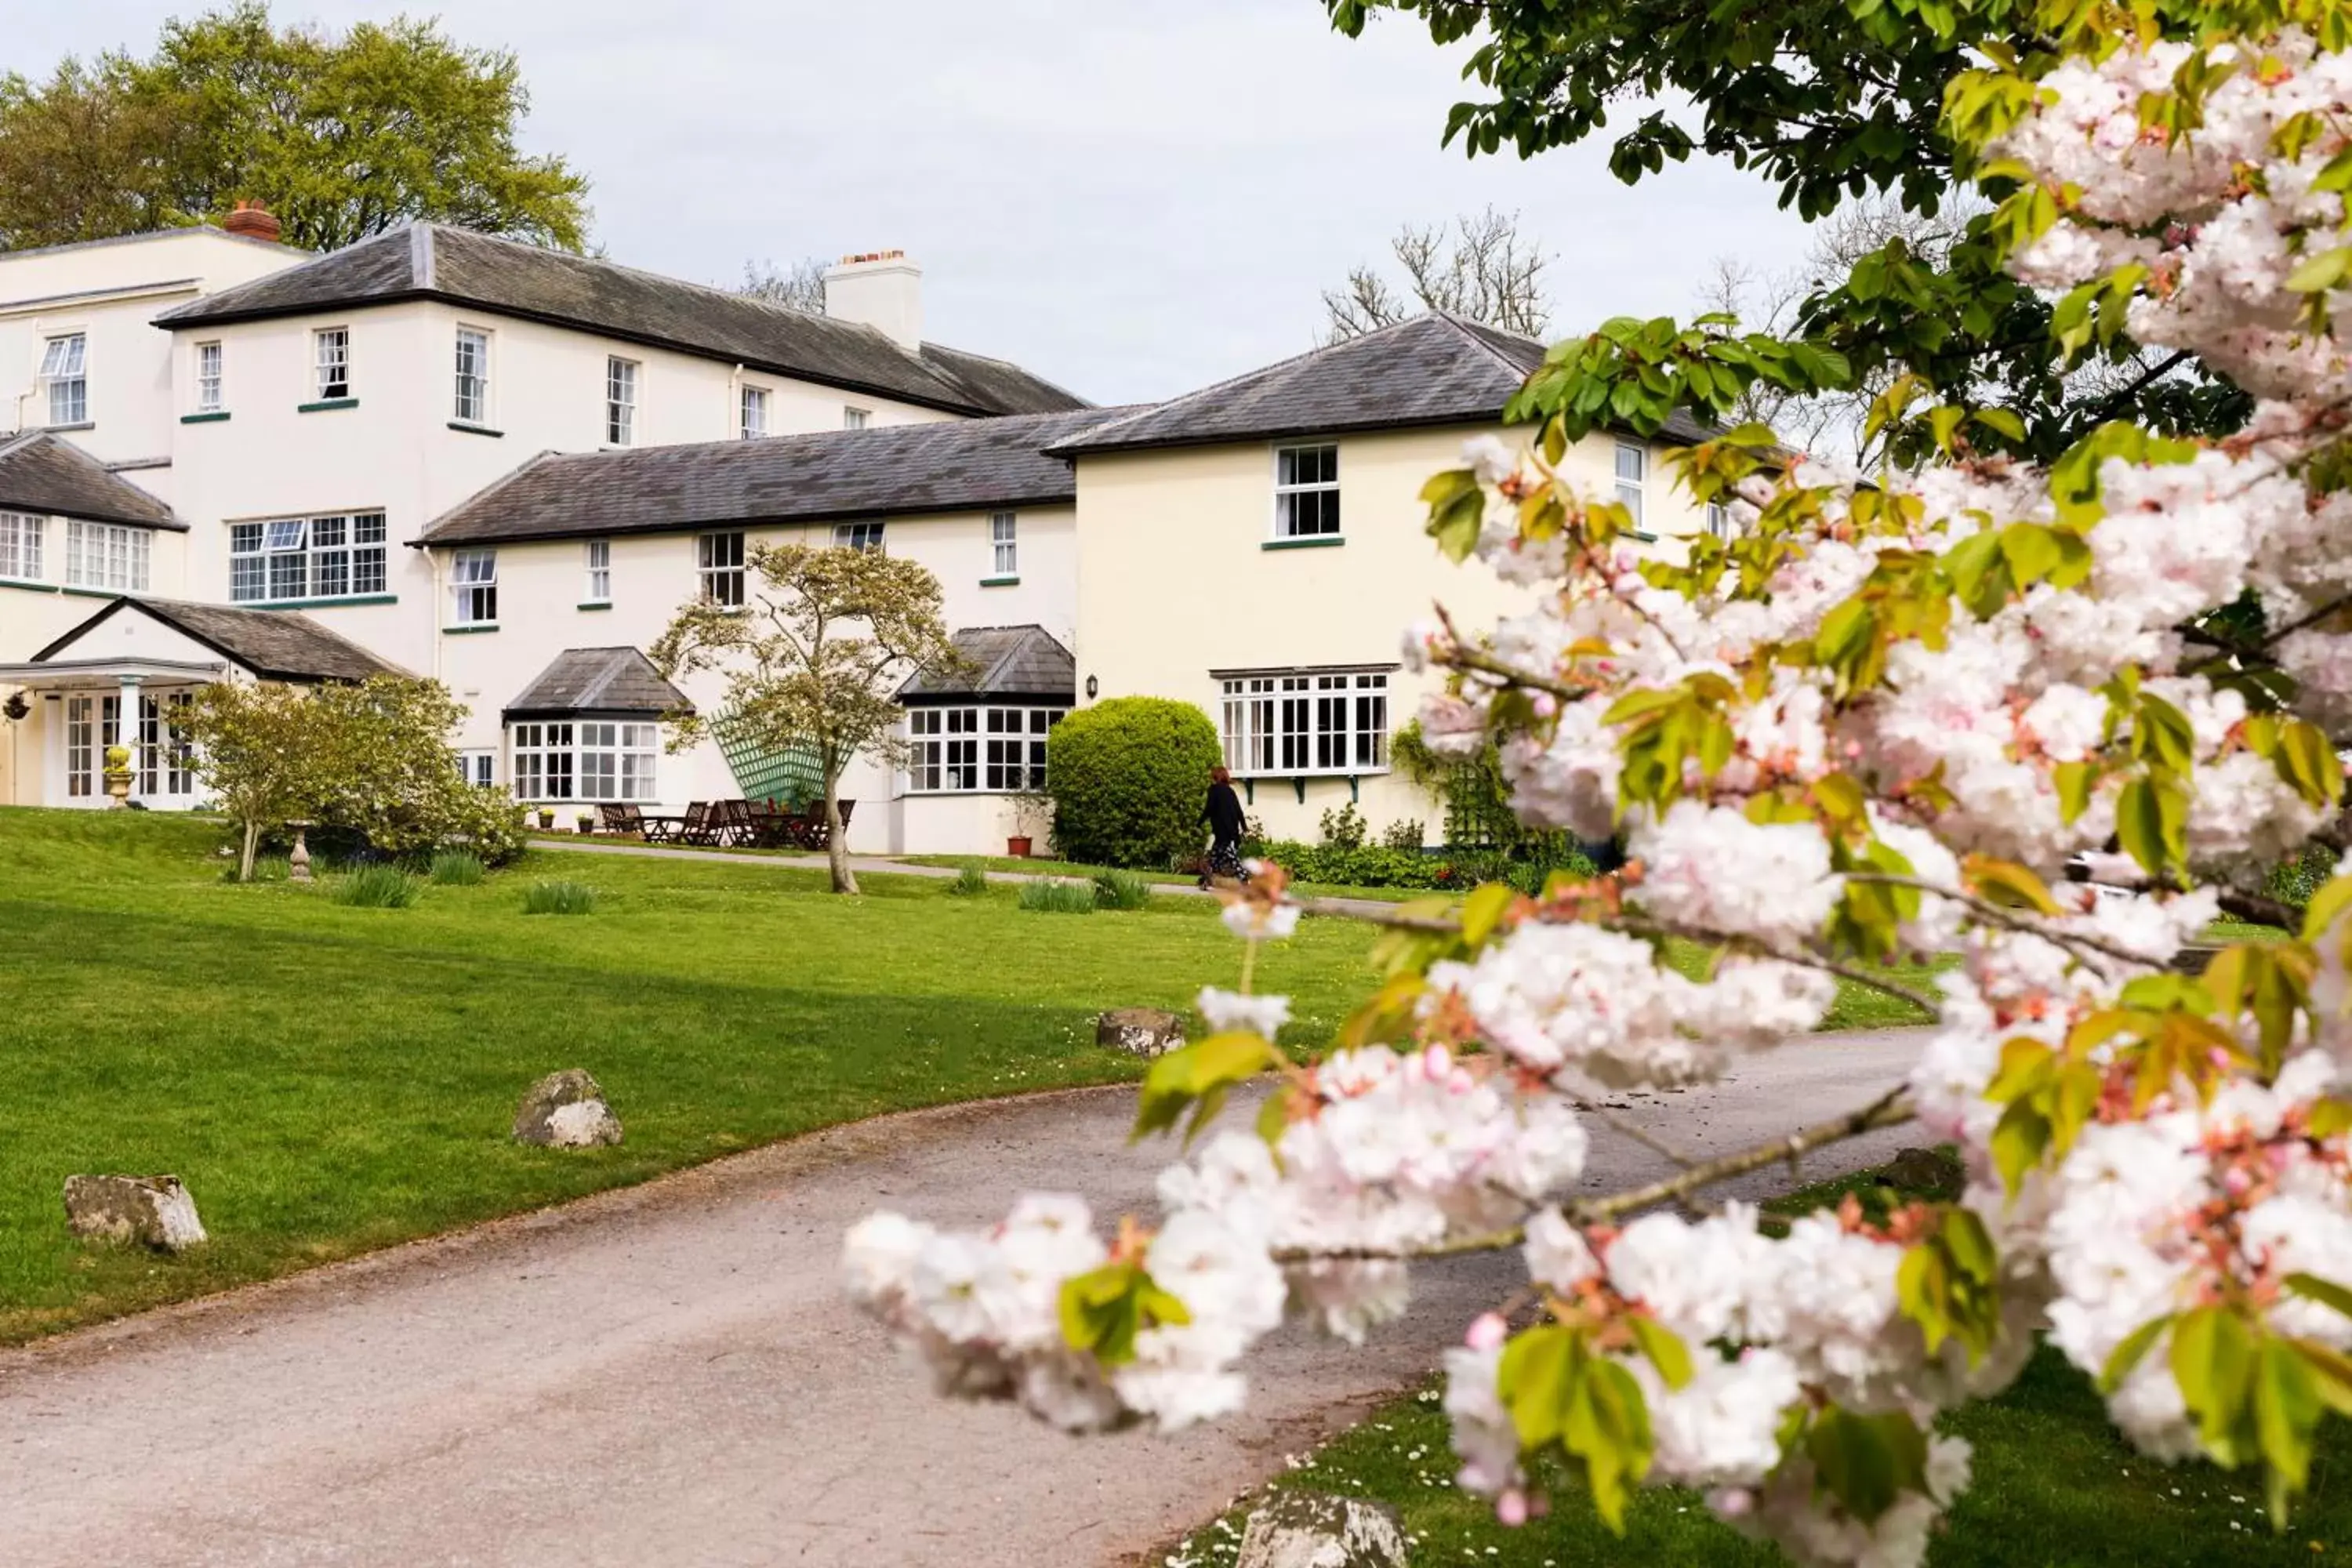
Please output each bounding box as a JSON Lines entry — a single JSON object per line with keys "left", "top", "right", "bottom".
{"left": 1045, "top": 697, "right": 1224, "bottom": 868}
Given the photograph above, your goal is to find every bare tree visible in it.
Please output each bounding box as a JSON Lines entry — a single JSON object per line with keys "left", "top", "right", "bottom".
{"left": 1323, "top": 206, "right": 1552, "bottom": 343}
{"left": 739, "top": 256, "right": 826, "bottom": 314}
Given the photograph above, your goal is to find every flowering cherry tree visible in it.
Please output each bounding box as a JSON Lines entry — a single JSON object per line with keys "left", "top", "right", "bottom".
{"left": 844, "top": 8, "right": 2352, "bottom": 1562}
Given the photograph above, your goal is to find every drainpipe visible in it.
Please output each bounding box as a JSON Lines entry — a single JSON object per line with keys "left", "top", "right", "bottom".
{"left": 728, "top": 362, "right": 744, "bottom": 434}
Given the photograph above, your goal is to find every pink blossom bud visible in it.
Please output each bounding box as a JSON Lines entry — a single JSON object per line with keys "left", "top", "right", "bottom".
{"left": 1530, "top": 691, "right": 1559, "bottom": 718}
{"left": 1424, "top": 1044, "right": 1453, "bottom": 1078}
{"left": 1465, "top": 1312, "right": 1508, "bottom": 1352}
{"left": 1497, "top": 1487, "right": 1530, "bottom": 1527}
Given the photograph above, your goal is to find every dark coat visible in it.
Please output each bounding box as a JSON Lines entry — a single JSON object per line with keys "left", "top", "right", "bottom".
{"left": 1202, "top": 782, "right": 1246, "bottom": 841}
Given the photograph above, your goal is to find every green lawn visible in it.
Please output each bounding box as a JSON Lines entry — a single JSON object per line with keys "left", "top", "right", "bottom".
{"left": 1168, "top": 1150, "right": 2352, "bottom": 1568}
{"left": 0, "top": 808, "right": 1382, "bottom": 1342}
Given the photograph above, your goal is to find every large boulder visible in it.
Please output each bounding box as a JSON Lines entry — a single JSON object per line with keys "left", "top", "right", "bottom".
{"left": 64, "top": 1174, "right": 208, "bottom": 1252}
{"left": 1097, "top": 1007, "right": 1185, "bottom": 1058}
{"left": 513, "top": 1069, "right": 624, "bottom": 1148}
{"left": 1235, "top": 1491, "right": 1408, "bottom": 1568}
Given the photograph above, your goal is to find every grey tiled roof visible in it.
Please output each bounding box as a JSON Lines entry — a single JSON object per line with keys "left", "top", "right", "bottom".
{"left": 1046, "top": 312, "right": 1716, "bottom": 455}
{"left": 505, "top": 647, "right": 693, "bottom": 720}
{"left": 152, "top": 224, "right": 1089, "bottom": 418}
{"left": 34, "top": 596, "right": 406, "bottom": 683}
{"left": 0, "top": 433, "right": 181, "bottom": 530}
{"left": 418, "top": 406, "right": 1137, "bottom": 546}
{"left": 901, "top": 625, "right": 1076, "bottom": 702}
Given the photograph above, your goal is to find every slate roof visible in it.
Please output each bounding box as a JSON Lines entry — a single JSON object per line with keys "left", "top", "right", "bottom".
{"left": 418, "top": 406, "right": 1136, "bottom": 547}
{"left": 152, "top": 223, "right": 1089, "bottom": 418}
{"left": 1046, "top": 312, "right": 1716, "bottom": 456}
{"left": 504, "top": 647, "right": 693, "bottom": 720}
{"left": 34, "top": 597, "right": 407, "bottom": 683}
{"left": 901, "top": 625, "right": 1076, "bottom": 703}
{"left": 0, "top": 432, "right": 181, "bottom": 531}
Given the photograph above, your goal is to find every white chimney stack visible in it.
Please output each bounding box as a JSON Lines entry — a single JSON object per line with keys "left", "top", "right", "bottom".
{"left": 823, "top": 250, "right": 924, "bottom": 353}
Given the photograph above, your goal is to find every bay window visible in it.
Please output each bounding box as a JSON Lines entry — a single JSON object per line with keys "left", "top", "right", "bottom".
{"left": 1218, "top": 668, "right": 1389, "bottom": 776}
{"left": 906, "top": 706, "right": 1062, "bottom": 793}
{"left": 510, "top": 721, "right": 658, "bottom": 802}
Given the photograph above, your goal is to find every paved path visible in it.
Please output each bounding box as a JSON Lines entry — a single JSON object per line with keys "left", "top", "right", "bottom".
{"left": 0, "top": 1033, "right": 1929, "bottom": 1568}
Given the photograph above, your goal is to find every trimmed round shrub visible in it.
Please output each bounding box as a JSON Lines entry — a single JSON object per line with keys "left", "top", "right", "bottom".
{"left": 1045, "top": 697, "right": 1223, "bottom": 869}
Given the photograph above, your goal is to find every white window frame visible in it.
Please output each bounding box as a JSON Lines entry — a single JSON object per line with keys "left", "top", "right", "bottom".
{"left": 1272, "top": 443, "right": 1341, "bottom": 539}
{"left": 457, "top": 749, "right": 497, "bottom": 789}
{"left": 1615, "top": 441, "right": 1647, "bottom": 532}
{"left": 453, "top": 326, "right": 492, "bottom": 425}
{"left": 194, "top": 341, "right": 224, "bottom": 413}
{"left": 0, "top": 510, "right": 43, "bottom": 582}
{"left": 905, "top": 706, "right": 1064, "bottom": 794}
{"left": 1706, "top": 500, "right": 1731, "bottom": 537}
{"left": 1218, "top": 667, "right": 1391, "bottom": 778}
{"left": 40, "top": 333, "right": 87, "bottom": 426}
{"left": 314, "top": 328, "right": 350, "bottom": 401}
{"left": 843, "top": 406, "right": 870, "bottom": 430}
{"left": 699, "top": 531, "right": 745, "bottom": 606}
{"left": 740, "top": 384, "right": 770, "bottom": 439}
{"left": 606, "top": 356, "right": 637, "bottom": 445}
{"left": 229, "top": 512, "right": 387, "bottom": 604}
{"left": 989, "top": 512, "right": 1017, "bottom": 579}
{"left": 508, "top": 720, "right": 658, "bottom": 803}
{"left": 450, "top": 547, "right": 498, "bottom": 626}
{"left": 583, "top": 539, "right": 611, "bottom": 604}
{"left": 833, "top": 521, "right": 884, "bottom": 554}
{"left": 64, "top": 521, "right": 151, "bottom": 593}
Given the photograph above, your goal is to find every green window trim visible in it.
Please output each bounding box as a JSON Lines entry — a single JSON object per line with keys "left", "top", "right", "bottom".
{"left": 60, "top": 584, "right": 137, "bottom": 598}
{"left": 577, "top": 601, "right": 613, "bottom": 611}
{"left": 243, "top": 593, "right": 397, "bottom": 611}
{"left": 297, "top": 397, "right": 359, "bottom": 413}
{"left": 448, "top": 421, "right": 504, "bottom": 437}
{"left": 180, "top": 411, "right": 231, "bottom": 424}
{"left": 0, "top": 575, "right": 59, "bottom": 594}
{"left": 1262, "top": 535, "right": 1345, "bottom": 551}
{"left": 443, "top": 622, "right": 499, "bottom": 635}
{"left": 980, "top": 574, "right": 1020, "bottom": 587}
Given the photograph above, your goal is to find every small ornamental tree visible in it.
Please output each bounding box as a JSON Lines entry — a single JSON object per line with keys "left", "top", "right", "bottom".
{"left": 652, "top": 543, "right": 967, "bottom": 895}
{"left": 841, "top": 10, "right": 2352, "bottom": 1563}
{"left": 310, "top": 676, "right": 524, "bottom": 866}
{"left": 1044, "top": 697, "right": 1222, "bottom": 869}
{"left": 172, "top": 681, "right": 330, "bottom": 881}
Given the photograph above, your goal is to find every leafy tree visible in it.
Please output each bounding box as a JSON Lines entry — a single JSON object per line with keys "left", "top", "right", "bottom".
{"left": 739, "top": 256, "right": 828, "bottom": 314}
{"left": 651, "top": 543, "right": 969, "bottom": 895}
{"left": 1323, "top": 0, "right": 2252, "bottom": 459}
{"left": 1323, "top": 205, "right": 1551, "bottom": 342}
{"left": 172, "top": 681, "right": 332, "bottom": 882}
{"left": 309, "top": 677, "right": 524, "bottom": 866}
{"left": 0, "top": 2, "right": 589, "bottom": 252}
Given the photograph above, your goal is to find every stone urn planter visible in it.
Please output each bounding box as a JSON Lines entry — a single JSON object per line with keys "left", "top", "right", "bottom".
{"left": 287, "top": 820, "right": 314, "bottom": 882}
{"left": 101, "top": 745, "right": 134, "bottom": 808}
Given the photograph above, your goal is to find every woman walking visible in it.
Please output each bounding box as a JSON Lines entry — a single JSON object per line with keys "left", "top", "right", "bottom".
{"left": 1200, "top": 767, "right": 1247, "bottom": 887}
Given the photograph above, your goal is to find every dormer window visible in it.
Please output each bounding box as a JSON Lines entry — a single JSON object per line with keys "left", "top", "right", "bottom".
{"left": 40, "top": 334, "right": 86, "bottom": 426}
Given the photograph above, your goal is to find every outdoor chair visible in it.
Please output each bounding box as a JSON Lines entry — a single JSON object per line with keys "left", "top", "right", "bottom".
{"left": 597, "top": 803, "right": 647, "bottom": 838}
{"left": 710, "top": 798, "right": 758, "bottom": 847}
{"left": 673, "top": 801, "right": 723, "bottom": 847}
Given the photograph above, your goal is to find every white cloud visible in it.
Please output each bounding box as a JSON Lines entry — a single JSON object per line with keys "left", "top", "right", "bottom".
{"left": 20, "top": 0, "right": 1816, "bottom": 405}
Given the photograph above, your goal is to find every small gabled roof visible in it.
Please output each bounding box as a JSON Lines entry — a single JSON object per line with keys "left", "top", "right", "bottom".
{"left": 152, "top": 223, "right": 1090, "bottom": 419}
{"left": 505, "top": 647, "right": 692, "bottom": 720}
{"left": 418, "top": 406, "right": 1138, "bottom": 548}
{"left": 1046, "top": 312, "right": 1717, "bottom": 456}
{"left": 900, "top": 625, "right": 1076, "bottom": 704}
{"left": 33, "top": 597, "right": 406, "bottom": 684}
{"left": 0, "top": 432, "right": 181, "bottom": 531}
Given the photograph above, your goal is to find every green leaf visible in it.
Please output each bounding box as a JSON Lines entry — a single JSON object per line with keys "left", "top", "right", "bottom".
{"left": 2101, "top": 1312, "right": 2176, "bottom": 1392}
{"left": 1499, "top": 1323, "right": 1576, "bottom": 1450}
{"left": 2300, "top": 874, "right": 2352, "bottom": 941}
{"left": 2283, "top": 1272, "right": 2352, "bottom": 1323}
{"left": 2172, "top": 1305, "right": 2256, "bottom": 1454}
{"left": 1628, "top": 1314, "right": 1693, "bottom": 1391}
{"left": 1806, "top": 1406, "right": 1929, "bottom": 1526}
{"left": 2255, "top": 1338, "right": 2321, "bottom": 1502}
{"left": 1460, "top": 880, "right": 1519, "bottom": 948}
{"left": 1058, "top": 1260, "right": 1190, "bottom": 1366}
{"left": 2054, "top": 760, "right": 2096, "bottom": 824}
{"left": 1132, "top": 1032, "right": 1279, "bottom": 1143}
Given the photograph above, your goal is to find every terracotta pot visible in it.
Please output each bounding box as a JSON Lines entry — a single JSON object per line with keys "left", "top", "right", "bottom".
{"left": 1007, "top": 836, "right": 1033, "bottom": 858}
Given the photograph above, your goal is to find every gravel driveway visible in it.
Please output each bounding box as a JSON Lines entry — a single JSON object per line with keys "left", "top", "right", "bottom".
{"left": 0, "top": 1029, "right": 1927, "bottom": 1567}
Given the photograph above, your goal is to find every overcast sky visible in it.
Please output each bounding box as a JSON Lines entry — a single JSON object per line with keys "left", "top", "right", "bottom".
{"left": 19, "top": 2, "right": 1816, "bottom": 406}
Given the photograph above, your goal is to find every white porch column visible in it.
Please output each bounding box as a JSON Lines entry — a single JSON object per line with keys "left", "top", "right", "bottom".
{"left": 116, "top": 675, "right": 140, "bottom": 789}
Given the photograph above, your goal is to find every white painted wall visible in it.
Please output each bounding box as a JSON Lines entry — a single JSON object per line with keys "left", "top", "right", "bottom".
{"left": 0, "top": 228, "right": 305, "bottom": 488}
{"left": 0, "top": 524, "right": 189, "bottom": 661}
{"left": 1071, "top": 423, "right": 1708, "bottom": 844}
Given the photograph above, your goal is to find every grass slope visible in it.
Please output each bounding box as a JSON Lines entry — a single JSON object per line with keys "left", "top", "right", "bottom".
{"left": 0, "top": 808, "right": 1380, "bottom": 1342}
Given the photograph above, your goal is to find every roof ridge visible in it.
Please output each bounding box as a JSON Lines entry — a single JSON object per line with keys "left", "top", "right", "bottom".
{"left": 415, "top": 449, "right": 561, "bottom": 543}
{"left": 1431, "top": 310, "right": 1545, "bottom": 376}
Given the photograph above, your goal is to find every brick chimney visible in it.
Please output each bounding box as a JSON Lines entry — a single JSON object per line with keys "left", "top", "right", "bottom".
{"left": 822, "top": 250, "right": 923, "bottom": 353}
{"left": 221, "top": 201, "right": 282, "bottom": 243}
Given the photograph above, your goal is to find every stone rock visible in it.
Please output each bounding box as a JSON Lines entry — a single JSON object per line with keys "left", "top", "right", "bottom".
{"left": 64, "top": 1174, "right": 208, "bottom": 1252}
{"left": 513, "top": 1069, "right": 624, "bottom": 1148}
{"left": 1097, "top": 1007, "right": 1185, "bottom": 1058}
{"left": 1235, "top": 1491, "right": 1409, "bottom": 1568}
{"left": 1878, "top": 1145, "right": 1965, "bottom": 1200}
